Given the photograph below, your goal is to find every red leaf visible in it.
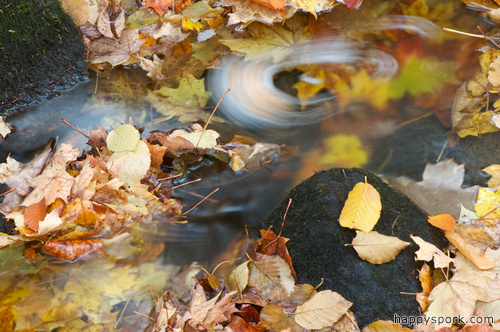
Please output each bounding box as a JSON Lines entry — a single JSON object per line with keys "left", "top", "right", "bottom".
{"left": 142, "top": 0, "right": 174, "bottom": 15}
{"left": 24, "top": 198, "right": 47, "bottom": 232}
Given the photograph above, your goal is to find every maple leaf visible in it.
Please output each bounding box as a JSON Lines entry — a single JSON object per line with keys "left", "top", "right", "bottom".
{"left": 142, "top": 0, "right": 173, "bottom": 16}
{"left": 339, "top": 181, "right": 381, "bottom": 233}
{"left": 385, "top": 160, "right": 479, "bottom": 218}
{"left": 22, "top": 144, "right": 80, "bottom": 207}
{"left": 97, "top": 0, "right": 126, "bottom": 39}
{"left": 349, "top": 231, "right": 410, "bottom": 264}
{"left": 426, "top": 264, "right": 500, "bottom": 329}
{"left": 89, "top": 29, "right": 146, "bottom": 67}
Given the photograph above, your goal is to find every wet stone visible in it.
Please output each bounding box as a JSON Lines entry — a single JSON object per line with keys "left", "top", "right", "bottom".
{"left": 261, "top": 168, "right": 448, "bottom": 328}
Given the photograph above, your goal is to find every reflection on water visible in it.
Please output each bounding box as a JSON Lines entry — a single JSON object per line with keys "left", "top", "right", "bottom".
{"left": 0, "top": 6, "right": 486, "bottom": 331}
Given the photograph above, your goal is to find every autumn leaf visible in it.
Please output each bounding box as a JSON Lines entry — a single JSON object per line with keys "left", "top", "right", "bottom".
{"left": 339, "top": 181, "right": 381, "bottom": 233}
{"left": 0, "top": 117, "right": 11, "bottom": 138}
{"left": 483, "top": 164, "right": 500, "bottom": 188}
{"left": 256, "top": 229, "right": 296, "bottom": 280}
{"left": 142, "top": 0, "right": 173, "bottom": 15}
{"left": 411, "top": 235, "right": 453, "bottom": 269}
{"left": 426, "top": 264, "right": 500, "bottom": 329}
{"left": 248, "top": 253, "right": 295, "bottom": 301}
{"left": 23, "top": 198, "right": 47, "bottom": 232}
{"left": 106, "top": 124, "right": 140, "bottom": 152}
{"left": 385, "top": 160, "right": 479, "bottom": 218}
{"left": 224, "top": 261, "right": 249, "bottom": 294}
{"left": 89, "top": 29, "right": 146, "bottom": 67}
{"left": 42, "top": 239, "right": 105, "bottom": 261}
{"left": 428, "top": 214, "right": 456, "bottom": 232}
{"left": 349, "top": 231, "right": 410, "bottom": 264}
{"left": 363, "top": 320, "right": 413, "bottom": 332}
{"left": 106, "top": 140, "right": 151, "bottom": 187}
{"left": 319, "top": 134, "right": 368, "bottom": 168}
{"left": 445, "top": 231, "right": 495, "bottom": 270}
{"left": 260, "top": 304, "right": 304, "bottom": 332}
{"left": 217, "top": 0, "right": 285, "bottom": 26}
{"left": 22, "top": 144, "right": 80, "bottom": 207}
{"left": 294, "top": 290, "right": 352, "bottom": 329}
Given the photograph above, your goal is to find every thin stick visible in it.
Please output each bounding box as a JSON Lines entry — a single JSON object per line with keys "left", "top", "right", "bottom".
{"left": 443, "top": 27, "right": 484, "bottom": 39}
{"left": 175, "top": 188, "right": 219, "bottom": 203}
{"left": 133, "top": 311, "right": 155, "bottom": 322}
{"left": 182, "top": 188, "right": 219, "bottom": 215}
{"left": 195, "top": 88, "right": 230, "bottom": 148}
{"left": 0, "top": 188, "right": 14, "bottom": 197}
{"left": 115, "top": 298, "right": 130, "bottom": 328}
{"left": 60, "top": 119, "right": 89, "bottom": 139}
{"left": 172, "top": 178, "right": 201, "bottom": 190}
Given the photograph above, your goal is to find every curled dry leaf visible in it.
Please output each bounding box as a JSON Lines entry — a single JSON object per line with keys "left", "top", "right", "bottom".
{"left": 445, "top": 231, "right": 496, "bottom": 270}
{"left": 350, "top": 231, "right": 410, "bottom": 264}
{"left": 339, "top": 182, "right": 381, "bottom": 233}
{"left": 224, "top": 261, "right": 249, "bottom": 295}
{"left": 411, "top": 235, "right": 454, "bottom": 269}
{"left": 294, "top": 290, "right": 353, "bottom": 330}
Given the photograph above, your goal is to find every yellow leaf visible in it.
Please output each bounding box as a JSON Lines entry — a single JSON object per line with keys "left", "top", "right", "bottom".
{"left": 106, "top": 124, "right": 140, "bottom": 152}
{"left": 363, "top": 320, "right": 413, "bottom": 332}
{"left": 483, "top": 164, "right": 500, "bottom": 188}
{"left": 350, "top": 231, "right": 410, "bottom": 264}
{"left": 445, "top": 231, "right": 495, "bottom": 270}
{"left": 455, "top": 111, "right": 500, "bottom": 138}
{"left": 320, "top": 135, "right": 368, "bottom": 168}
{"left": 294, "top": 290, "right": 352, "bottom": 330}
{"left": 339, "top": 181, "right": 381, "bottom": 232}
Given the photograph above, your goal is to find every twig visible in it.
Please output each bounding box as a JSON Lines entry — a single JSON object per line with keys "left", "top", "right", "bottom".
{"left": 134, "top": 311, "right": 155, "bottom": 322}
{"left": 195, "top": 88, "right": 230, "bottom": 148}
{"left": 172, "top": 178, "right": 201, "bottom": 190}
{"left": 0, "top": 188, "right": 14, "bottom": 197}
{"left": 182, "top": 188, "right": 219, "bottom": 215}
{"left": 60, "top": 119, "right": 89, "bottom": 139}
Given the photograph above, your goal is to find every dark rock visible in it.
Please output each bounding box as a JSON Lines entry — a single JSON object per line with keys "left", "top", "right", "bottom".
{"left": 0, "top": 0, "right": 88, "bottom": 115}
{"left": 261, "top": 168, "right": 448, "bottom": 328}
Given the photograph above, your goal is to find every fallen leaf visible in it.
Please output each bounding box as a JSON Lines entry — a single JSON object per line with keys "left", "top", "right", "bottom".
{"left": 256, "top": 229, "right": 296, "bottom": 280}
{"left": 445, "top": 231, "right": 495, "bottom": 270}
{"left": 350, "top": 231, "right": 410, "bottom": 264}
{"left": 90, "top": 29, "right": 146, "bottom": 67}
{"left": 428, "top": 214, "right": 456, "bottom": 232}
{"left": 42, "top": 239, "right": 105, "bottom": 261}
{"left": 106, "top": 124, "right": 140, "bottom": 152}
{"left": 363, "top": 320, "right": 413, "bottom": 332}
{"left": 260, "top": 304, "right": 304, "bottom": 332}
{"left": 426, "top": 264, "right": 500, "bottom": 329}
{"left": 294, "top": 290, "right": 352, "bottom": 330}
{"left": 411, "top": 235, "right": 453, "bottom": 269}
{"left": 224, "top": 261, "right": 249, "bottom": 294}
{"left": 142, "top": 0, "right": 174, "bottom": 15}
{"left": 483, "top": 164, "right": 500, "bottom": 188}
{"left": 23, "top": 198, "right": 47, "bottom": 232}
{"left": 106, "top": 140, "right": 151, "bottom": 187}
{"left": 217, "top": 0, "right": 285, "bottom": 26}
{"left": 248, "top": 253, "right": 295, "bottom": 301}
{"left": 339, "top": 181, "right": 381, "bottom": 233}
{"left": 385, "top": 160, "right": 479, "bottom": 218}
{"left": 0, "top": 117, "right": 11, "bottom": 138}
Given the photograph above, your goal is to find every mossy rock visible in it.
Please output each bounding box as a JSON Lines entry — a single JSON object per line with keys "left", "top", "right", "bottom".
{"left": 0, "top": 0, "right": 87, "bottom": 115}
{"left": 261, "top": 168, "right": 448, "bottom": 328}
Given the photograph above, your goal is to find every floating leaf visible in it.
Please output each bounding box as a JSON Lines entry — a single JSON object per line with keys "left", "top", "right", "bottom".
{"left": 339, "top": 181, "right": 381, "bottom": 232}
{"left": 294, "top": 290, "right": 352, "bottom": 330}
{"left": 350, "top": 231, "right": 410, "bottom": 264}
{"left": 106, "top": 124, "right": 140, "bottom": 152}
{"left": 42, "top": 239, "right": 105, "bottom": 262}
{"left": 106, "top": 140, "right": 151, "bottom": 187}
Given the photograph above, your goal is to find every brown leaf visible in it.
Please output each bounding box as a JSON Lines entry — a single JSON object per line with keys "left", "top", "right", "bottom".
{"left": 90, "top": 29, "right": 146, "bottom": 67}
{"left": 248, "top": 253, "right": 295, "bottom": 301}
{"left": 203, "top": 290, "right": 238, "bottom": 326}
{"left": 260, "top": 304, "right": 304, "bottom": 332}
{"left": 146, "top": 142, "right": 168, "bottom": 168}
{"left": 227, "top": 315, "right": 266, "bottom": 332}
{"left": 142, "top": 0, "right": 174, "bottom": 15}
{"left": 411, "top": 235, "right": 454, "bottom": 269}
{"left": 256, "top": 229, "right": 297, "bottom": 280}
{"left": 87, "top": 125, "right": 108, "bottom": 150}
{"left": 24, "top": 198, "right": 47, "bottom": 232}
{"left": 42, "top": 239, "right": 105, "bottom": 261}
{"left": 24, "top": 247, "right": 36, "bottom": 264}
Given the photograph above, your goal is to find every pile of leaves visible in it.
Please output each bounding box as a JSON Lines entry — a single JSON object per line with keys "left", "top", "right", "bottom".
{"left": 0, "top": 120, "right": 287, "bottom": 261}
{"left": 147, "top": 177, "right": 500, "bottom": 331}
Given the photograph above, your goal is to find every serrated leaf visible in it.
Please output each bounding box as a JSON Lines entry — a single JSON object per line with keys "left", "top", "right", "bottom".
{"left": 248, "top": 253, "right": 295, "bottom": 301}
{"left": 294, "top": 290, "right": 352, "bottom": 330}
{"left": 350, "top": 231, "right": 410, "bottom": 264}
{"left": 339, "top": 182, "right": 381, "bottom": 232}
{"left": 106, "top": 124, "right": 140, "bottom": 152}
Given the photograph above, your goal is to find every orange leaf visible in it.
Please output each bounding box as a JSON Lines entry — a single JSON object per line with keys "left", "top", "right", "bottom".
{"left": 142, "top": 0, "right": 173, "bottom": 15}
{"left": 252, "top": 0, "right": 285, "bottom": 11}
{"left": 428, "top": 214, "right": 455, "bottom": 231}
{"left": 42, "top": 239, "right": 105, "bottom": 261}
{"left": 24, "top": 247, "right": 36, "bottom": 264}
{"left": 24, "top": 198, "right": 47, "bottom": 232}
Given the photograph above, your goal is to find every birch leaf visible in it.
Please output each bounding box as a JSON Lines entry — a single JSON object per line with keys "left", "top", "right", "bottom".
{"left": 248, "top": 253, "right": 295, "bottom": 301}
{"left": 294, "top": 290, "right": 352, "bottom": 330}
{"left": 106, "top": 140, "right": 151, "bottom": 187}
{"left": 106, "top": 124, "right": 140, "bottom": 152}
{"left": 350, "top": 231, "right": 410, "bottom": 264}
{"left": 339, "top": 182, "right": 381, "bottom": 232}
